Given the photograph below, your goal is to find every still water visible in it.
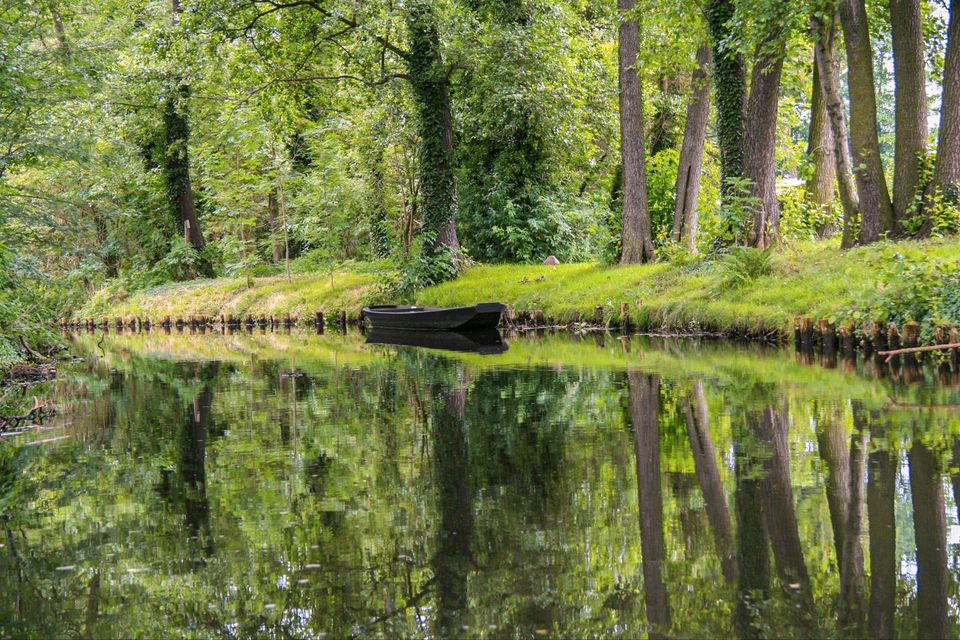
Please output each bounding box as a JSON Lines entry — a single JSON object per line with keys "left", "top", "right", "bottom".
{"left": 2, "top": 330, "right": 960, "bottom": 638}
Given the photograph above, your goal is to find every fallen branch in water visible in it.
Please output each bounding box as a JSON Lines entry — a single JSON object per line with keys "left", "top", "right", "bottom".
{"left": 877, "top": 343, "right": 960, "bottom": 362}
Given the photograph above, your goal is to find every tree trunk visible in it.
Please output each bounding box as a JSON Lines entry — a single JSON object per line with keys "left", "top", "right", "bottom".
{"left": 909, "top": 441, "right": 948, "bottom": 640}
{"left": 682, "top": 380, "right": 735, "bottom": 583}
{"left": 744, "top": 43, "right": 785, "bottom": 248}
{"left": 806, "top": 54, "right": 837, "bottom": 237}
{"left": 812, "top": 14, "right": 861, "bottom": 248}
{"left": 618, "top": 0, "right": 656, "bottom": 264}
{"left": 931, "top": 0, "right": 960, "bottom": 202}
{"left": 706, "top": 0, "right": 746, "bottom": 203}
{"left": 267, "top": 190, "right": 283, "bottom": 264}
{"left": 164, "top": 0, "right": 212, "bottom": 277}
{"left": 627, "top": 372, "right": 669, "bottom": 635}
{"left": 404, "top": 0, "right": 463, "bottom": 274}
{"left": 890, "top": 0, "right": 928, "bottom": 235}
{"left": 671, "top": 44, "right": 713, "bottom": 252}
{"left": 839, "top": 0, "right": 895, "bottom": 243}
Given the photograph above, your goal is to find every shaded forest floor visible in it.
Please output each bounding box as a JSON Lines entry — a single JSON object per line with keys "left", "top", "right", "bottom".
{"left": 79, "top": 237, "right": 960, "bottom": 341}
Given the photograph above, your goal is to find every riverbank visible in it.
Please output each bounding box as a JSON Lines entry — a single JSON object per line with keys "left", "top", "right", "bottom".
{"left": 77, "top": 237, "right": 960, "bottom": 340}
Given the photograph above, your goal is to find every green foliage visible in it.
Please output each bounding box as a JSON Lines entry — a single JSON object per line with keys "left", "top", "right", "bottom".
{"left": 779, "top": 184, "right": 843, "bottom": 241}
{"left": 714, "top": 246, "right": 775, "bottom": 291}
{"left": 701, "top": 176, "right": 758, "bottom": 251}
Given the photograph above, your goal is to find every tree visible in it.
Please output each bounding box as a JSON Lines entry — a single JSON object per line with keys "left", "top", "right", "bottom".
{"left": 839, "top": 0, "right": 895, "bottom": 243}
{"left": 890, "top": 0, "right": 928, "bottom": 235}
{"left": 743, "top": 32, "right": 786, "bottom": 249}
{"left": 618, "top": 0, "right": 656, "bottom": 263}
{"left": 163, "top": 0, "right": 213, "bottom": 278}
{"left": 671, "top": 44, "right": 712, "bottom": 252}
{"left": 930, "top": 0, "right": 960, "bottom": 207}
{"left": 404, "top": 0, "right": 464, "bottom": 273}
{"left": 811, "top": 12, "right": 860, "bottom": 247}
{"left": 706, "top": 0, "right": 746, "bottom": 204}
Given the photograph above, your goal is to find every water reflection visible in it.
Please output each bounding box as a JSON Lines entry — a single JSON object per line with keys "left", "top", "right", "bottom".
{"left": 1, "top": 332, "right": 959, "bottom": 637}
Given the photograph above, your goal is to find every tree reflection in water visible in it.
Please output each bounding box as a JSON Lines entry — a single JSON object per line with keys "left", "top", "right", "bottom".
{"left": 0, "top": 332, "right": 958, "bottom": 637}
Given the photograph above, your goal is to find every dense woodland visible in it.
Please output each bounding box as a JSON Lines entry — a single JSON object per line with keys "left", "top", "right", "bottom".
{"left": 1, "top": 0, "right": 959, "bottom": 355}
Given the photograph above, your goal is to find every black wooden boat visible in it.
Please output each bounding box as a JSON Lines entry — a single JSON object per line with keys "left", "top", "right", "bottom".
{"left": 362, "top": 302, "right": 506, "bottom": 331}
{"left": 366, "top": 328, "right": 508, "bottom": 354}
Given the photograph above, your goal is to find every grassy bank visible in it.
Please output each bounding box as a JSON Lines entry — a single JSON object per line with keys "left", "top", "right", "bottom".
{"left": 79, "top": 238, "right": 960, "bottom": 339}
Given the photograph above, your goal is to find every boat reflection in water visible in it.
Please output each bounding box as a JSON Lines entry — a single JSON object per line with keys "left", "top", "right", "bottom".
{"left": 365, "top": 328, "right": 509, "bottom": 354}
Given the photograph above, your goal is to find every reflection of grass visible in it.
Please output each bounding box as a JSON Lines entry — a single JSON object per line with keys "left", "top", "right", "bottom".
{"left": 71, "top": 331, "right": 960, "bottom": 412}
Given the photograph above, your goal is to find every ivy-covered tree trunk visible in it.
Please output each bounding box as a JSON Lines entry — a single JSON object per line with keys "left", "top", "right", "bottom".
{"left": 671, "top": 44, "right": 712, "bottom": 252}
{"left": 839, "top": 0, "right": 894, "bottom": 243}
{"left": 618, "top": 0, "right": 655, "bottom": 264}
{"left": 706, "top": 0, "right": 746, "bottom": 202}
{"left": 404, "top": 0, "right": 463, "bottom": 274}
{"left": 890, "top": 0, "right": 928, "bottom": 236}
{"left": 162, "top": 86, "right": 211, "bottom": 277}
{"left": 744, "top": 41, "right": 785, "bottom": 249}
{"left": 931, "top": 0, "right": 960, "bottom": 204}
{"left": 164, "top": 0, "right": 212, "bottom": 278}
{"left": 812, "top": 14, "right": 860, "bottom": 248}
{"left": 806, "top": 53, "right": 836, "bottom": 237}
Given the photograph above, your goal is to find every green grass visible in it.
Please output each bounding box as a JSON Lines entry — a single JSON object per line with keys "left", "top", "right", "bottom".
{"left": 79, "top": 237, "right": 960, "bottom": 339}
{"left": 422, "top": 237, "right": 960, "bottom": 336}
{"left": 81, "top": 269, "right": 382, "bottom": 321}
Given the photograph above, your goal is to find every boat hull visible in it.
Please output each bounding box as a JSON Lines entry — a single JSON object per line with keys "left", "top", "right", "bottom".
{"left": 362, "top": 303, "right": 506, "bottom": 331}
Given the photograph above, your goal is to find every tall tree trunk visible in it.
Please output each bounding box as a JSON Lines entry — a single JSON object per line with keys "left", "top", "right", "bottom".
{"left": 164, "top": 0, "right": 211, "bottom": 277}
{"left": 890, "top": 0, "right": 928, "bottom": 235}
{"left": 744, "top": 46, "right": 785, "bottom": 248}
{"left": 866, "top": 419, "right": 896, "bottom": 639}
{"left": 812, "top": 14, "right": 861, "bottom": 247}
{"left": 806, "top": 54, "right": 837, "bottom": 237}
{"left": 618, "top": 0, "right": 656, "bottom": 264}
{"left": 931, "top": 0, "right": 960, "bottom": 203}
{"left": 909, "top": 440, "right": 948, "bottom": 640}
{"left": 706, "top": 0, "right": 746, "bottom": 204}
{"left": 682, "top": 380, "right": 735, "bottom": 583}
{"left": 627, "top": 372, "right": 669, "bottom": 635}
{"left": 404, "top": 0, "right": 463, "bottom": 274}
{"left": 671, "top": 44, "right": 713, "bottom": 252}
{"left": 267, "top": 190, "right": 283, "bottom": 264}
{"left": 649, "top": 74, "right": 680, "bottom": 156}
{"left": 839, "top": 0, "right": 895, "bottom": 243}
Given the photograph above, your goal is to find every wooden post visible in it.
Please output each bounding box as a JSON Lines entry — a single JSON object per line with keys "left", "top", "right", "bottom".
{"left": 902, "top": 321, "right": 921, "bottom": 366}
{"left": 593, "top": 305, "right": 604, "bottom": 326}
{"left": 570, "top": 310, "right": 581, "bottom": 325}
{"left": 338, "top": 309, "right": 347, "bottom": 329}
{"left": 951, "top": 327, "right": 960, "bottom": 371}
{"left": 839, "top": 321, "right": 856, "bottom": 355}
{"left": 532, "top": 310, "right": 545, "bottom": 327}
{"left": 315, "top": 311, "right": 325, "bottom": 332}
{"left": 283, "top": 312, "right": 291, "bottom": 328}
{"left": 818, "top": 318, "right": 836, "bottom": 354}
{"left": 798, "top": 317, "right": 813, "bottom": 351}
{"left": 619, "top": 301, "right": 631, "bottom": 331}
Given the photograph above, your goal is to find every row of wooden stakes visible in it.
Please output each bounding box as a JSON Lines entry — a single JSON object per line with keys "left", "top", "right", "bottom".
{"left": 794, "top": 317, "right": 960, "bottom": 363}
{"left": 60, "top": 311, "right": 355, "bottom": 332}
